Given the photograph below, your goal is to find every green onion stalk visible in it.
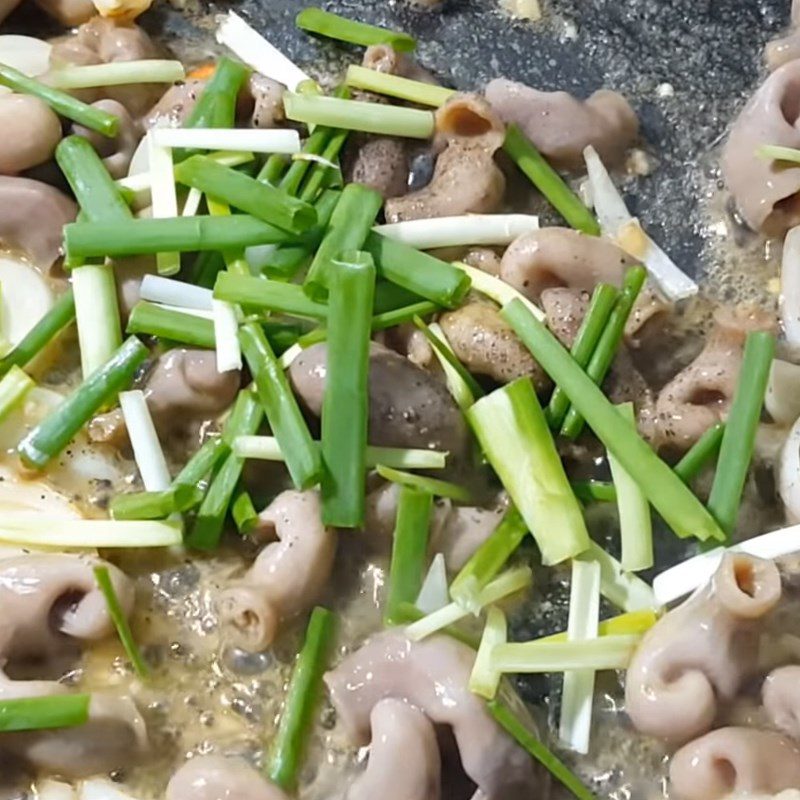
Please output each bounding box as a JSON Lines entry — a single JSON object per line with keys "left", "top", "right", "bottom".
{"left": 0, "top": 694, "right": 91, "bottom": 733}
{"left": 296, "top": 7, "right": 416, "bottom": 51}
{"left": 214, "top": 273, "right": 329, "bottom": 320}
{"left": 376, "top": 463, "right": 472, "bottom": 503}
{"left": 127, "top": 301, "right": 216, "bottom": 349}
{"left": 110, "top": 485, "right": 204, "bottom": 520}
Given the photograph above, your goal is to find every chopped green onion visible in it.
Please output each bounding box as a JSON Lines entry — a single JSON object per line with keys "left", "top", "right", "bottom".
{"left": 0, "top": 61, "right": 119, "bottom": 137}
{"left": 64, "top": 215, "right": 296, "bottom": 261}
{"left": 503, "top": 123, "right": 599, "bottom": 236}
{"left": 174, "top": 156, "right": 317, "bottom": 235}
{"left": 233, "top": 436, "right": 447, "bottom": 470}
{"left": 214, "top": 273, "right": 329, "bottom": 319}
{"left": 345, "top": 64, "right": 453, "bottom": 107}
{"left": 182, "top": 56, "right": 251, "bottom": 134}
{"left": 756, "top": 144, "right": 800, "bottom": 164}
{"left": 147, "top": 133, "right": 181, "bottom": 276}
{"left": 708, "top": 331, "right": 775, "bottom": 538}
{"left": 240, "top": 323, "right": 321, "bottom": 491}
{"left": 268, "top": 607, "right": 336, "bottom": 791}
{"left": 94, "top": 565, "right": 148, "bottom": 679}
{"left": 502, "top": 299, "right": 725, "bottom": 543}
{"left": 365, "top": 233, "right": 471, "bottom": 308}
{"left": 487, "top": 698, "right": 596, "bottom": 800}
{"left": 376, "top": 464, "right": 472, "bottom": 503}
{"left": 49, "top": 60, "right": 185, "bottom": 89}
{"left": 610, "top": 403, "right": 653, "bottom": 572}
{"left": 18, "top": 336, "right": 148, "bottom": 469}
{"left": 126, "top": 301, "right": 215, "bottom": 348}
{"left": 416, "top": 553, "right": 449, "bottom": 613}
{"left": 304, "top": 184, "right": 383, "bottom": 300}
{"left": 546, "top": 283, "right": 618, "bottom": 429}
{"left": 490, "top": 634, "right": 640, "bottom": 673}
{"left": 560, "top": 266, "right": 647, "bottom": 438}
{"left": 268, "top": 115, "right": 337, "bottom": 192}
{"left": 674, "top": 422, "right": 725, "bottom": 483}
{"left": 284, "top": 92, "right": 435, "bottom": 139}
{"left": 539, "top": 609, "right": 658, "bottom": 643}
{"left": 297, "top": 124, "right": 349, "bottom": 203}
{"left": 450, "top": 505, "right": 528, "bottom": 611}
{"left": 119, "top": 389, "right": 171, "bottom": 492}
{"left": 232, "top": 489, "right": 259, "bottom": 535}
{"left": 187, "top": 390, "right": 263, "bottom": 550}
{"left": 0, "top": 519, "right": 182, "bottom": 548}
{"left": 570, "top": 480, "right": 617, "bottom": 503}
{"left": 579, "top": 542, "right": 658, "bottom": 613}
{"left": 466, "top": 378, "right": 590, "bottom": 565}
{"left": 405, "top": 566, "right": 532, "bottom": 641}
{"left": 469, "top": 605, "right": 507, "bottom": 700}
{"left": 321, "top": 252, "right": 376, "bottom": 527}
{"left": 0, "top": 694, "right": 90, "bottom": 733}
{"left": 172, "top": 436, "right": 230, "bottom": 491}
{"left": 0, "top": 366, "right": 34, "bottom": 423}
{"left": 454, "top": 261, "right": 544, "bottom": 320}
{"left": 385, "top": 485, "right": 433, "bottom": 626}
{"left": 110, "top": 486, "right": 204, "bottom": 520}
{"left": 296, "top": 7, "right": 416, "bottom": 51}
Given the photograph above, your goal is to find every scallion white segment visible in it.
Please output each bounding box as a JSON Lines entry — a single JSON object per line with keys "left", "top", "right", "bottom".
{"left": 233, "top": 435, "right": 448, "bottom": 470}
{"left": 0, "top": 519, "right": 182, "bottom": 548}
{"left": 151, "top": 127, "right": 301, "bottom": 154}
{"left": 609, "top": 403, "right": 653, "bottom": 572}
{"left": 48, "top": 60, "right": 185, "bottom": 89}
{"left": 182, "top": 188, "right": 203, "bottom": 217}
{"left": 455, "top": 262, "right": 545, "bottom": 321}
{"left": 415, "top": 553, "right": 449, "bottom": 614}
{"left": 374, "top": 214, "right": 539, "bottom": 251}
{"left": 140, "top": 275, "right": 213, "bottom": 311}
{"left": 469, "top": 605, "right": 507, "bottom": 700}
{"left": 72, "top": 264, "right": 122, "bottom": 378}
{"left": 581, "top": 542, "right": 658, "bottom": 612}
{"left": 653, "top": 523, "right": 800, "bottom": 606}
{"left": 491, "top": 634, "right": 640, "bottom": 673}
{"left": 119, "top": 390, "right": 171, "bottom": 492}
{"left": 405, "top": 566, "right": 532, "bottom": 642}
{"left": 426, "top": 322, "right": 474, "bottom": 411}
{"left": 147, "top": 133, "right": 180, "bottom": 276}
{"left": 584, "top": 145, "right": 697, "bottom": 301}
{"left": 559, "top": 559, "right": 601, "bottom": 754}
{"left": 781, "top": 226, "right": 800, "bottom": 353}
{"left": 216, "top": 10, "right": 311, "bottom": 91}
{"left": 212, "top": 299, "right": 242, "bottom": 373}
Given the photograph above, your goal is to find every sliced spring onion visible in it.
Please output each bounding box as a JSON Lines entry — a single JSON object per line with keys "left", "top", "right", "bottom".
{"left": 405, "top": 566, "right": 532, "bottom": 642}
{"left": 48, "top": 60, "right": 184, "bottom": 89}
{"left": 416, "top": 553, "right": 449, "bottom": 614}
{"left": 558, "top": 559, "right": 601, "bottom": 754}
{"left": 385, "top": 485, "right": 433, "bottom": 626}
{"left": 139, "top": 275, "right": 212, "bottom": 311}
{"left": 181, "top": 56, "right": 251, "bottom": 140}
{"left": 119, "top": 390, "right": 171, "bottom": 492}
{"left": 609, "top": 403, "right": 653, "bottom": 572}
{"left": 345, "top": 64, "right": 453, "bottom": 107}
{"left": 72, "top": 265, "right": 124, "bottom": 377}
{"left": 284, "top": 92, "right": 435, "bottom": 139}
{"left": 757, "top": 144, "right": 800, "bottom": 164}
{"left": 18, "top": 336, "right": 148, "bottom": 469}
{"left": 375, "top": 464, "right": 472, "bottom": 503}
{"left": 94, "top": 565, "right": 148, "bottom": 679}
{"left": 211, "top": 299, "right": 242, "bottom": 373}
{"left": 172, "top": 436, "right": 229, "bottom": 492}
{"left": 375, "top": 214, "right": 539, "bottom": 251}
{"left": 707, "top": 330, "right": 775, "bottom": 539}
{"left": 233, "top": 436, "right": 447, "bottom": 470}
{"left": 296, "top": 7, "right": 416, "bottom": 51}
{"left": 0, "top": 694, "right": 90, "bottom": 732}
{"left": 503, "top": 123, "right": 599, "bottom": 236}
{"left": 0, "top": 366, "right": 34, "bottom": 424}
{"left": 214, "top": 273, "right": 329, "bottom": 319}
{"left": 147, "top": 133, "right": 180, "bottom": 276}
{"left": 455, "top": 261, "right": 545, "bottom": 321}
{"left": 503, "top": 299, "right": 725, "bottom": 543}
{"left": 579, "top": 542, "right": 658, "bottom": 612}
{"left": 0, "top": 518, "right": 182, "bottom": 548}
{"left": 127, "top": 301, "right": 215, "bottom": 349}
{"left": 232, "top": 489, "right": 259, "bottom": 535}
{"left": 469, "top": 605, "right": 507, "bottom": 700}
{"left": 539, "top": 609, "right": 658, "bottom": 643}
{"left": 182, "top": 187, "right": 203, "bottom": 217}
{"left": 217, "top": 11, "right": 310, "bottom": 91}
{"left": 673, "top": 421, "right": 725, "bottom": 483}
{"left": 152, "top": 127, "right": 300, "bottom": 154}
{"left": 268, "top": 607, "right": 336, "bottom": 791}
{"left": 584, "top": 145, "right": 697, "bottom": 301}
{"left": 467, "top": 378, "right": 590, "bottom": 565}
{"left": 110, "top": 486, "right": 203, "bottom": 520}
{"left": 570, "top": 480, "right": 617, "bottom": 504}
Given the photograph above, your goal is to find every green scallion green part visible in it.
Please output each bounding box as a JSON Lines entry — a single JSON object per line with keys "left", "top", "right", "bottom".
{"left": 175, "top": 156, "right": 317, "bottom": 235}
{"left": 321, "top": 251, "right": 376, "bottom": 527}
{"left": 364, "top": 232, "right": 472, "bottom": 309}
{"left": 673, "top": 422, "right": 725, "bottom": 483}
{"left": 502, "top": 298, "right": 725, "bottom": 542}
{"left": 187, "top": 390, "right": 264, "bottom": 550}
{"left": 284, "top": 92, "right": 435, "bottom": 139}
{"left": 304, "top": 183, "right": 383, "bottom": 300}
{"left": 376, "top": 463, "right": 472, "bottom": 503}
{"left": 385, "top": 485, "right": 433, "bottom": 626}
{"left": 0, "top": 366, "right": 34, "bottom": 424}
{"left": 214, "top": 273, "right": 329, "bottom": 320}
{"left": 110, "top": 485, "right": 204, "bottom": 520}
{"left": 467, "top": 377, "right": 590, "bottom": 565}
{"left": 268, "top": 606, "right": 336, "bottom": 791}
{"left": 172, "top": 436, "right": 230, "bottom": 491}
{"left": 570, "top": 480, "right": 617, "bottom": 503}
{"left": 707, "top": 331, "right": 775, "bottom": 538}
{"left": 18, "top": 336, "right": 148, "bottom": 470}
{"left": 345, "top": 64, "right": 454, "bottom": 107}
{"left": 192, "top": 250, "right": 226, "bottom": 289}
{"left": 94, "top": 565, "right": 149, "bottom": 678}
{"left": 0, "top": 288, "right": 75, "bottom": 378}
{"left": 232, "top": 489, "right": 259, "bottom": 535}
{"left": 297, "top": 126, "right": 349, "bottom": 203}
{"left": 0, "top": 61, "right": 118, "bottom": 137}
{"left": 560, "top": 266, "right": 647, "bottom": 439}
{"left": 240, "top": 323, "right": 321, "bottom": 491}
{"left": 503, "top": 123, "right": 599, "bottom": 236}
{"left": 546, "top": 282, "right": 618, "bottom": 429}
{"left": 0, "top": 694, "right": 91, "bottom": 733}
{"left": 756, "top": 144, "right": 800, "bottom": 164}
{"left": 127, "top": 301, "right": 215, "bottom": 349}
{"left": 296, "top": 7, "right": 416, "bottom": 51}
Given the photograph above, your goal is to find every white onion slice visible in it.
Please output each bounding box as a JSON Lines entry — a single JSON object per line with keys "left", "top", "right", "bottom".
{"left": 766, "top": 359, "right": 800, "bottom": 426}
{"left": 35, "top": 780, "right": 76, "bottom": 800}
{"left": 0, "top": 36, "right": 51, "bottom": 95}
{"left": 781, "top": 226, "right": 800, "bottom": 353}
{"left": 415, "top": 553, "right": 449, "bottom": 614}
{"left": 780, "top": 415, "right": 800, "bottom": 524}
{"left": 140, "top": 275, "right": 213, "bottom": 311}
{"left": 152, "top": 126, "right": 301, "bottom": 154}
{"left": 80, "top": 779, "right": 140, "bottom": 800}
{"left": 0, "top": 256, "right": 53, "bottom": 347}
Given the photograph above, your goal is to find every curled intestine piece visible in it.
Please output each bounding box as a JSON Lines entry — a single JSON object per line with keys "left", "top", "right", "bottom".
{"left": 625, "top": 553, "right": 781, "bottom": 743}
